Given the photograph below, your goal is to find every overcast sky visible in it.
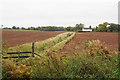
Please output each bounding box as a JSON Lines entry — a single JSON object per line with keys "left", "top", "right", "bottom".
{"left": 0, "top": 0, "right": 119, "bottom": 28}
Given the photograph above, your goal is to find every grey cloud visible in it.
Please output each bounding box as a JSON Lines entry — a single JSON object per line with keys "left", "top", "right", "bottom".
{"left": 1, "top": 0, "right": 119, "bottom": 27}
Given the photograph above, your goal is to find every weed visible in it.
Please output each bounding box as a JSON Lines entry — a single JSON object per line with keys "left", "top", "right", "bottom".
{"left": 77, "top": 42, "right": 81, "bottom": 45}
{"left": 2, "top": 59, "right": 32, "bottom": 78}
{"left": 84, "top": 38, "right": 89, "bottom": 48}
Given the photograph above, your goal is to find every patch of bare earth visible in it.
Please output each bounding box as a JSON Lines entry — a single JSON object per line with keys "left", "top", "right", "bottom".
{"left": 2, "top": 30, "right": 63, "bottom": 47}
{"left": 60, "top": 32, "right": 118, "bottom": 55}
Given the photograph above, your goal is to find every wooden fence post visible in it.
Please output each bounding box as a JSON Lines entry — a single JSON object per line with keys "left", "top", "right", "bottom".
{"left": 32, "top": 42, "right": 34, "bottom": 57}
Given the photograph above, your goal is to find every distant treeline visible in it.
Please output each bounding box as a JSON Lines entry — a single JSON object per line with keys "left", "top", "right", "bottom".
{"left": 2, "top": 23, "right": 85, "bottom": 31}
{"left": 2, "top": 22, "right": 120, "bottom": 32}
{"left": 3, "top": 26, "right": 73, "bottom": 31}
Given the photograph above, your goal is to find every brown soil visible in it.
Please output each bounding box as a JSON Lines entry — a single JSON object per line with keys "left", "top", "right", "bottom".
{"left": 61, "top": 32, "right": 118, "bottom": 54}
{"left": 2, "top": 30, "right": 63, "bottom": 47}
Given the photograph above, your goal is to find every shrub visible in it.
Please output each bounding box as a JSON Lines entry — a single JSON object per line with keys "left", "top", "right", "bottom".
{"left": 85, "top": 40, "right": 112, "bottom": 60}
{"left": 2, "top": 59, "right": 32, "bottom": 79}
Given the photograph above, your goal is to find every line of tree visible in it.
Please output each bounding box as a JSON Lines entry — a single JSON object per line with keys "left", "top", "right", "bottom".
{"left": 2, "top": 24, "right": 84, "bottom": 31}
{"left": 2, "top": 22, "right": 119, "bottom": 32}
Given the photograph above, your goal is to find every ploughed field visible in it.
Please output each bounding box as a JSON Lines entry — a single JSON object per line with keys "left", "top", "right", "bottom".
{"left": 61, "top": 32, "right": 118, "bottom": 54}
{"left": 2, "top": 30, "right": 63, "bottom": 47}
{"left": 2, "top": 31, "right": 118, "bottom": 52}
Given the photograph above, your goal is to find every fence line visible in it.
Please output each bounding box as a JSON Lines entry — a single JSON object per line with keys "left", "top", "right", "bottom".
{"left": 3, "top": 42, "right": 35, "bottom": 59}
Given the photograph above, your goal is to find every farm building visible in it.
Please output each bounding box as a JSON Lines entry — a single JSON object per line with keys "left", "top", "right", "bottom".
{"left": 77, "top": 26, "right": 92, "bottom": 32}
{"left": 82, "top": 28, "right": 92, "bottom": 32}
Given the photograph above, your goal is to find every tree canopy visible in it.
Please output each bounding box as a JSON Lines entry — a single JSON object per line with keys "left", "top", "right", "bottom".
{"left": 75, "top": 23, "right": 84, "bottom": 31}
{"left": 95, "top": 22, "right": 119, "bottom": 32}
